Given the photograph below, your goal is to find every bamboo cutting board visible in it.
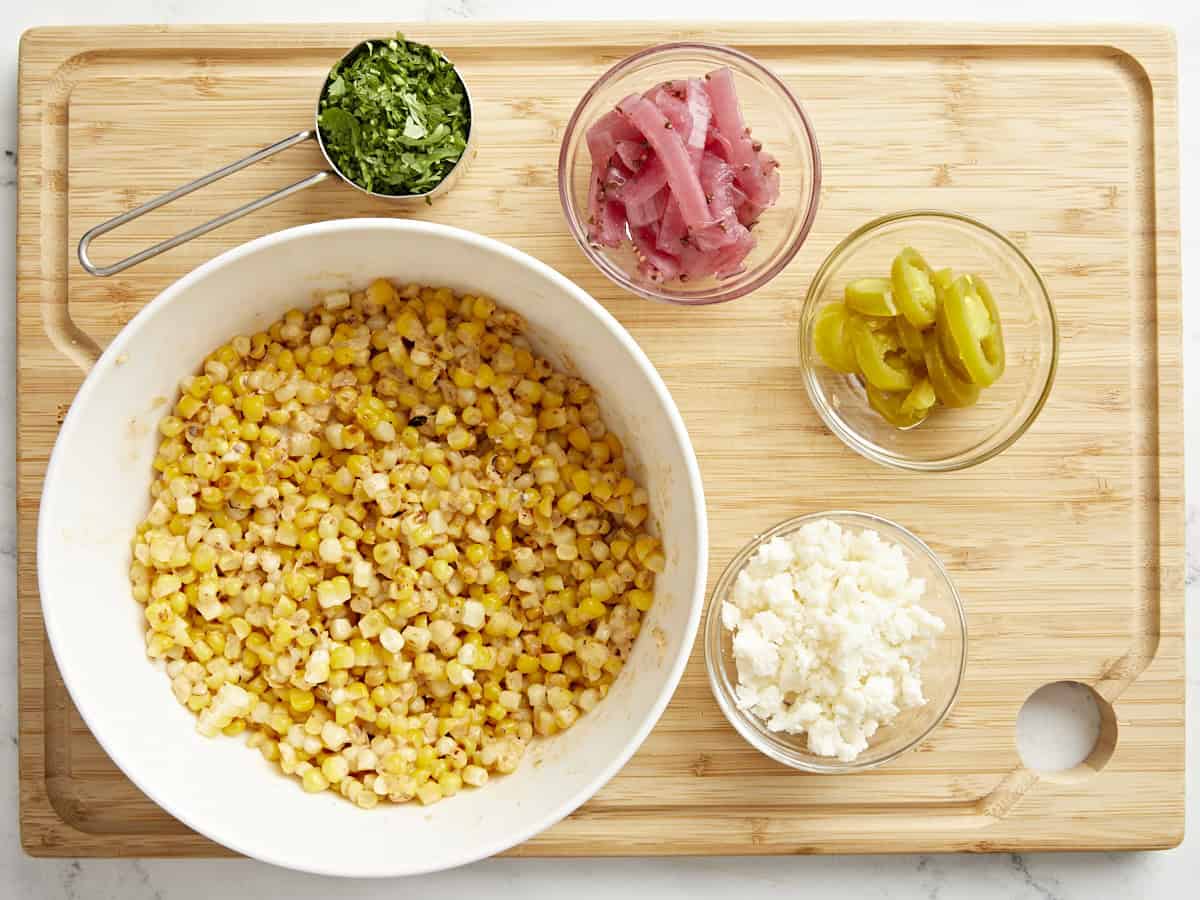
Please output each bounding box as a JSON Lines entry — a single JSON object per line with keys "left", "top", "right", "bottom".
{"left": 17, "top": 23, "right": 1183, "bottom": 856}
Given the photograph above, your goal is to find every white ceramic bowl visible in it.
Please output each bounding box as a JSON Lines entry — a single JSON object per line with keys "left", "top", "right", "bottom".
{"left": 38, "top": 220, "right": 707, "bottom": 877}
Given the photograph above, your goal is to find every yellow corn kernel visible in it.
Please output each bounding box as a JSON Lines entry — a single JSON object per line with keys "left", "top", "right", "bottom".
{"left": 330, "top": 645, "right": 355, "bottom": 669}
{"left": 629, "top": 589, "right": 654, "bottom": 612}
{"left": 548, "top": 631, "right": 574, "bottom": 654}
{"left": 358, "top": 610, "right": 387, "bottom": 639}
{"left": 211, "top": 383, "right": 234, "bottom": 406}
{"left": 577, "top": 597, "right": 606, "bottom": 622}
{"left": 570, "top": 469, "right": 592, "bottom": 494}
{"left": 430, "top": 560, "right": 453, "bottom": 584}
{"left": 158, "top": 416, "right": 185, "bottom": 438}
{"left": 470, "top": 295, "right": 494, "bottom": 320}
{"left": 175, "top": 395, "right": 203, "bottom": 419}
{"left": 429, "top": 463, "right": 451, "bottom": 488}
{"left": 590, "top": 578, "right": 614, "bottom": 603}
{"left": 473, "top": 364, "right": 495, "bottom": 390}
{"left": 321, "top": 754, "right": 350, "bottom": 784}
{"left": 364, "top": 277, "right": 396, "bottom": 308}
{"left": 567, "top": 426, "right": 591, "bottom": 451}
{"left": 557, "top": 491, "right": 583, "bottom": 514}
{"left": 492, "top": 525, "right": 513, "bottom": 553}
{"left": 302, "top": 767, "right": 329, "bottom": 793}
{"left": 634, "top": 535, "right": 658, "bottom": 562}
{"left": 288, "top": 688, "right": 315, "bottom": 713}
{"left": 591, "top": 478, "right": 614, "bottom": 502}
{"left": 190, "top": 544, "right": 217, "bottom": 573}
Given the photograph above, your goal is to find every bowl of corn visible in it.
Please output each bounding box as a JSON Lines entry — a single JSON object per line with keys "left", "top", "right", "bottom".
{"left": 38, "top": 219, "right": 707, "bottom": 877}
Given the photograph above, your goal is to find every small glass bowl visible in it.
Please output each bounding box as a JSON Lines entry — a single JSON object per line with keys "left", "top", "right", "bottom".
{"left": 704, "top": 511, "right": 967, "bottom": 773}
{"left": 558, "top": 42, "right": 821, "bottom": 305}
{"left": 799, "top": 211, "right": 1058, "bottom": 471}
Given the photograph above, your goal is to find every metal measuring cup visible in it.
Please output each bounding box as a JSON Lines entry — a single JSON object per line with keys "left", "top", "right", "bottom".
{"left": 78, "top": 39, "right": 475, "bottom": 277}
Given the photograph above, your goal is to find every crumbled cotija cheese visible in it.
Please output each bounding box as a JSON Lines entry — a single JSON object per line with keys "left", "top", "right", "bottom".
{"left": 721, "top": 518, "right": 945, "bottom": 762}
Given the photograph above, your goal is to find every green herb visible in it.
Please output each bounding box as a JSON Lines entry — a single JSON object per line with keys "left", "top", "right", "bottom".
{"left": 318, "top": 35, "right": 470, "bottom": 196}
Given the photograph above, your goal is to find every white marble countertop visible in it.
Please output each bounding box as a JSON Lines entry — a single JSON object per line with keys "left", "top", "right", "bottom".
{"left": 2, "top": 0, "right": 1195, "bottom": 896}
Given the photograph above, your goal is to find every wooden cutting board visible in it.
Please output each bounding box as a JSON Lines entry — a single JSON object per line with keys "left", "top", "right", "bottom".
{"left": 17, "top": 22, "right": 1183, "bottom": 856}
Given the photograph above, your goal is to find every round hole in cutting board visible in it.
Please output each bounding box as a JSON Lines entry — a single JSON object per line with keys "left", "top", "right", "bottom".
{"left": 1015, "top": 681, "right": 1117, "bottom": 782}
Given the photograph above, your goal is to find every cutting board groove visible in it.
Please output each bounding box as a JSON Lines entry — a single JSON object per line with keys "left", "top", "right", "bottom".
{"left": 17, "top": 22, "right": 1182, "bottom": 856}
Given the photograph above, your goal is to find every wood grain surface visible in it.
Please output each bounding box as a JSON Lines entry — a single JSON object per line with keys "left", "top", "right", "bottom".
{"left": 16, "top": 22, "right": 1183, "bottom": 857}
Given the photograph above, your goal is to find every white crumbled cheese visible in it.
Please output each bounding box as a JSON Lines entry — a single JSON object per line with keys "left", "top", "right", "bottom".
{"left": 723, "top": 518, "right": 944, "bottom": 762}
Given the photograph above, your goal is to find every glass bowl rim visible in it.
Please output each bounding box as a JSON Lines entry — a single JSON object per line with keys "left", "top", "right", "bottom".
{"left": 704, "top": 509, "right": 968, "bottom": 773}
{"left": 798, "top": 209, "right": 1060, "bottom": 471}
{"left": 557, "top": 40, "right": 823, "bottom": 306}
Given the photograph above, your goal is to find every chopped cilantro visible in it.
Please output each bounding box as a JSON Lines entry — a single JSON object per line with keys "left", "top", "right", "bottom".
{"left": 318, "top": 36, "right": 470, "bottom": 197}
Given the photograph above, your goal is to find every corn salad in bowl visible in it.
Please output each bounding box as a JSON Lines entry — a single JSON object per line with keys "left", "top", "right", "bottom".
{"left": 131, "top": 278, "right": 664, "bottom": 807}
{"left": 40, "top": 219, "right": 706, "bottom": 875}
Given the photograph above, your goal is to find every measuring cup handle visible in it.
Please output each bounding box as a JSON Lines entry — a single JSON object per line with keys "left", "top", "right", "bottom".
{"left": 78, "top": 129, "right": 331, "bottom": 277}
